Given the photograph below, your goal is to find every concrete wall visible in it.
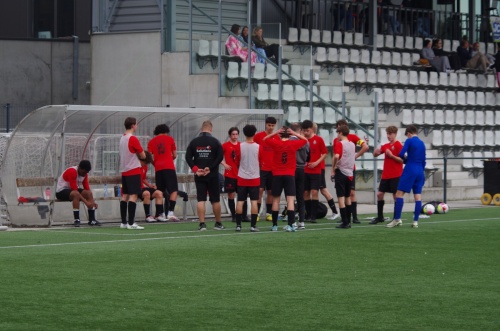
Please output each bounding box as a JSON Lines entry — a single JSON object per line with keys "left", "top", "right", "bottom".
{"left": 0, "top": 39, "right": 91, "bottom": 106}
{"left": 92, "top": 31, "right": 247, "bottom": 109}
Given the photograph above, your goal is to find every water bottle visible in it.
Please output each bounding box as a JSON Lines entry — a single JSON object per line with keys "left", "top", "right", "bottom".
{"left": 45, "top": 187, "right": 51, "bottom": 200}
{"left": 117, "top": 185, "right": 121, "bottom": 197}
{"left": 103, "top": 184, "right": 109, "bottom": 198}
{"left": 114, "top": 185, "right": 119, "bottom": 197}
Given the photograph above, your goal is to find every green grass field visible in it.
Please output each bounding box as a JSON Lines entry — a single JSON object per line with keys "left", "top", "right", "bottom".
{"left": 1, "top": 207, "right": 499, "bottom": 330}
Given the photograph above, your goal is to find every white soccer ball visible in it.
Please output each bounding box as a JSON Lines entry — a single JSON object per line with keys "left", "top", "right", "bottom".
{"left": 423, "top": 204, "right": 435, "bottom": 215}
{"left": 436, "top": 203, "right": 449, "bottom": 214}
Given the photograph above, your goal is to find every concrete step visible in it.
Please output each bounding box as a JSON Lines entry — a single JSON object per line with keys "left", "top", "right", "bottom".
{"left": 434, "top": 171, "right": 472, "bottom": 180}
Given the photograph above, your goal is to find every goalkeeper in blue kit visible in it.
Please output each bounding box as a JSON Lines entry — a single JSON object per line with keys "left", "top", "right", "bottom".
{"left": 386, "top": 125, "right": 426, "bottom": 228}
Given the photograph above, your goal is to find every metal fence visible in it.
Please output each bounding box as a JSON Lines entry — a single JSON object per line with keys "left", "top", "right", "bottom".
{"left": 0, "top": 103, "right": 45, "bottom": 133}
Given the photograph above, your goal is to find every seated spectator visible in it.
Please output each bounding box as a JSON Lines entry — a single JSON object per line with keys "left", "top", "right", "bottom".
{"left": 331, "top": 1, "right": 353, "bottom": 31}
{"left": 225, "top": 24, "right": 257, "bottom": 65}
{"left": 432, "top": 38, "right": 461, "bottom": 71}
{"left": 495, "top": 44, "right": 500, "bottom": 91}
{"left": 251, "top": 26, "right": 280, "bottom": 63}
{"left": 421, "top": 39, "right": 451, "bottom": 73}
{"left": 457, "top": 40, "right": 490, "bottom": 73}
{"left": 471, "top": 42, "right": 494, "bottom": 68}
{"left": 239, "top": 26, "right": 265, "bottom": 64}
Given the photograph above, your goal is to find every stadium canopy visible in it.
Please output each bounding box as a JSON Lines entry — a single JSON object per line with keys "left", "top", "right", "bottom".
{"left": 1, "top": 105, "right": 283, "bottom": 227}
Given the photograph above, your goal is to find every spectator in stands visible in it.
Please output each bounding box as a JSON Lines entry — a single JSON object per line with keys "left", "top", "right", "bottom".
{"left": 495, "top": 45, "right": 500, "bottom": 92}
{"left": 470, "top": 41, "right": 494, "bottom": 69}
{"left": 331, "top": 1, "right": 354, "bottom": 32}
{"left": 252, "top": 26, "right": 280, "bottom": 64}
{"left": 432, "top": 38, "right": 461, "bottom": 71}
{"left": 225, "top": 24, "right": 257, "bottom": 65}
{"left": 55, "top": 160, "right": 100, "bottom": 227}
{"left": 379, "top": 0, "right": 401, "bottom": 35}
{"left": 457, "top": 40, "right": 491, "bottom": 73}
{"left": 240, "top": 26, "right": 265, "bottom": 64}
{"left": 139, "top": 151, "right": 167, "bottom": 223}
{"left": 421, "top": 39, "right": 451, "bottom": 72}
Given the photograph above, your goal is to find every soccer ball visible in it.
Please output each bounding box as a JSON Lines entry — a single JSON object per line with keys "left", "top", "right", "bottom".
{"left": 423, "top": 204, "right": 435, "bottom": 215}
{"left": 436, "top": 203, "right": 449, "bottom": 214}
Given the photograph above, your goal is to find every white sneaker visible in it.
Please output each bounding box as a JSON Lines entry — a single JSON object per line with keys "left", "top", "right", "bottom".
{"left": 327, "top": 213, "right": 340, "bottom": 220}
{"left": 127, "top": 223, "right": 144, "bottom": 230}
{"left": 167, "top": 211, "right": 180, "bottom": 222}
{"left": 155, "top": 213, "right": 168, "bottom": 222}
{"left": 385, "top": 219, "right": 402, "bottom": 228}
{"left": 412, "top": 221, "right": 419, "bottom": 228}
{"left": 120, "top": 223, "right": 127, "bottom": 229}
{"left": 145, "top": 216, "right": 156, "bottom": 223}
{"left": 298, "top": 222, "right": 305, "bottom": 229}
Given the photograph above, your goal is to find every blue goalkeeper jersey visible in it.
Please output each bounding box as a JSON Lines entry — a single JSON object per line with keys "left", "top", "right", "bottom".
{"left": 399, "top": 136, "right": 426, "bottom": 168}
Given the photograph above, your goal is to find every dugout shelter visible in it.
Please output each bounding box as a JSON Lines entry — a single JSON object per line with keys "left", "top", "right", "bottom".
{"left": 1, "top": 105, "right": 283, "bottom": 227}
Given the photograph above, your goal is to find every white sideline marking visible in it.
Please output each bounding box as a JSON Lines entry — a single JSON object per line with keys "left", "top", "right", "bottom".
{"left": 0, "top": 218, "right": 498, "bottom": 250}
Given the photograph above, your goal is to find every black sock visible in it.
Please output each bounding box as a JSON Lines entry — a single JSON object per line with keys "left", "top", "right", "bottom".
{"left": 236, "top": 213, "right": 242, "bottom": 227}
{"left": 340, "top": 207, "right": 347, "bottom": 224}
{"left": 351, "top": 201, "right": 358, "bottom": 221}
{"left": 155, "top": 204, "right": 164, "bottom": 217}
{"left": 272, "top": 210, "right": 279, "bottom": 226}
{"left": 346, "top": 204, "right": 352, "bottom": 224}
{"left": 266, "top": 204, "right": 272, "bottom": 215}
{"left": 327, "top": 198, "right": 338, "bottom": 214}
{"left": 143, "top": 203, "right": 150, "bottom": 217}
{"left": 228, "top": 199, "right": 236, "bottom": 217}
{"left": 169, "top": 200, "right": 176, "bottom": 213}
{"left": 73, "top": 210, "right": 80, "bottom": 220}
{"left": 287, "top": 209, "right": 296, "bottom": 226}
{"left": 305, "top": 200, "right": 311, "bottom": 219}
{"left": 310, "top": 200, "right": 319, "bottom": 220}
{"left": 242, "top": 201, "right": 248, "bottom": 219}
{"left": 251, "top": 214, "right": 257, "bottom": 227}
{"left": 128, "top": 201, "right": 137, "bottom": 225}
{"left": 88, "top": 209, "right": 96, "bottom": 221}
{"left": 164, "top": 199, "right": 169, "bottom": 215}
{"left": 120, "top": 201, "right": 127, "bottom": 224}
{"left": 377, "top": 200, "right": 385, "bottom": 220}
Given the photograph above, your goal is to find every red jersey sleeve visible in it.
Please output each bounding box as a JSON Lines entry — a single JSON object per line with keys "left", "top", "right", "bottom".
{"left": 333, "top": 141, "right": 343, "bottom": 159}
{"left": 129, "top": 136, "right": 143, "bottom": 153}
{"left": 62, "top": 168, "right": 79, "bottom": 191}
{"left": 82, "top": 175, "right": 90, "bottom": 191}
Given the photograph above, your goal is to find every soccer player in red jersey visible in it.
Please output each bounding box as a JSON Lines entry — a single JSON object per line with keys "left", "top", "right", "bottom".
{"left": 147, "top": 124, "right": 179, "bottom": 221}
{"left": 55, "top": 160, "right": 99, "bottom": 227}
{"left": 370, "top": 126, "right": 403, "bottom": 224}
{"left": 221, "top": 127, "right": 241, "bottom": 221}
{"left": 263, "top": 126, "right": 307, "bottom": 232}
{"left": 119, "top": 117, "right": 146, "bottom": 230}
{"left": 333, "top": 119, "right": 369, "bottom": 224}
{"left": 254, "top": 116, "right": 278, "bottom": 221}
{"left": 139, "top": 151, "right": 167, "bottom": 223}
{"left": 312, "top": 123, "right": 339, "bottom": 221}
{"left": 331, "top": 125, "right": 356, "bottom": 229}
{"left": 301, "top": 120, "right": 327, "bottom": 223}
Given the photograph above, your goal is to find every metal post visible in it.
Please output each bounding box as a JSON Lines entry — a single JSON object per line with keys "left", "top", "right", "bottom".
{"left": 309, "top": 46, "right": 313, "bottom": 111}
{"left": 278, "top": 46, "right": 283, "bottom": 110}
{"left": 5, "top": 103, "right": 10, "bottom": 133}
{"left": 443, "top": 155, "right": 447, "bottom": 203}
{"left": 72, "top": 36, "right": 79, "bottom": 101}
{"left": 370, "top": 0, "right": 377, "bottom": 50}
{"left": 373, "top": 95, "right": 379, "bottom": 204}
{"left": 189, "top": 0, "right": 193, "bottom": 74}
{"left": 218, "top": 0, "right": 222, "bottom": 98}
{"left": 247, "top": 0, "right": 252, "bottom": 108}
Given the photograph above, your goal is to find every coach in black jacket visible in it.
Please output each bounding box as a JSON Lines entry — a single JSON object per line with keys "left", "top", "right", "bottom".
{"left": 185, "top": 120, "right": 224, "bottom": 231}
